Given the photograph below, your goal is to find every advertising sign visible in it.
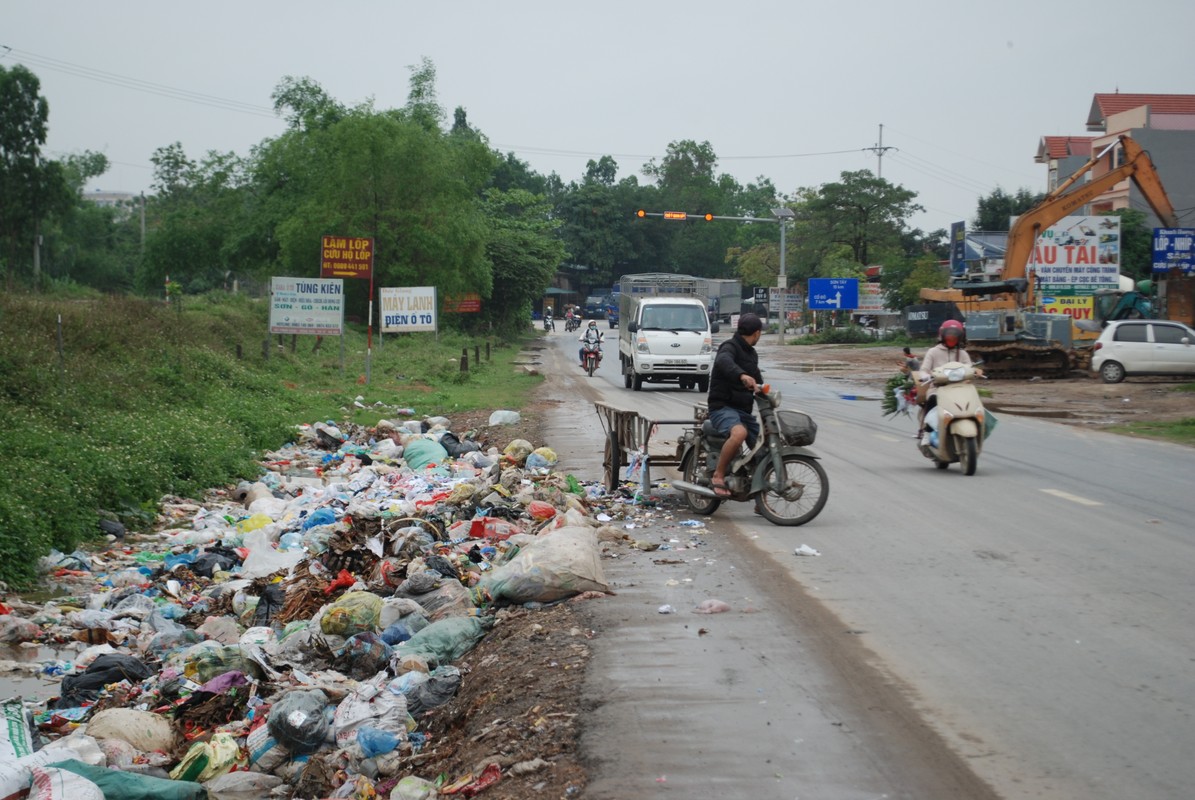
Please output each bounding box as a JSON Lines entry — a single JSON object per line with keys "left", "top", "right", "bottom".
{"left": 443, "top": 293, "right": 482, "bottom": 313}
{"left": 807, "top": 278, "right": 859, "bottom": 310}
{"left": 857, "top": 283, "right": 894, "bottom": 313}
{"left": 1152, "top": 228, "right": 1195, "bottom": 276}
{"left": 768, "top": 289, "right": 803, "bottom": 312}
{"left": 321, "top": 236, "right": 374, "bottom": 280}
{"left": 949, "top": 221, "right": 966, "bottom": 276}
{"left": 1031, "top": 215, "right": 1120, "bottom": 296}
{"left": 270, "top": 277, "right": 344, "bottom": 335}
{"left": 379, "top": 287, "right": 438, "bottom": 333}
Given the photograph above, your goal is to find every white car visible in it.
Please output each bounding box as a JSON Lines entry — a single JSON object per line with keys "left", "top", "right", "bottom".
{"left": 1090, "top": 319, "right": 1195, "bottom": 383}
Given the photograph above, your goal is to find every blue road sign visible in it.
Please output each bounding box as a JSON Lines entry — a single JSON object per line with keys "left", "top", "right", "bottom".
{"left": 1153, "top": 228, "right": 1195, "bottom": 275}
{"left": 807, "top": 278, "right": 859, "bottom": 310}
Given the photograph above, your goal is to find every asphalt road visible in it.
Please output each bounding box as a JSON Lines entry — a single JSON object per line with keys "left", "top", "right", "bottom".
{"left": 538, "top": 329, "right": 1195, "bottom": 800}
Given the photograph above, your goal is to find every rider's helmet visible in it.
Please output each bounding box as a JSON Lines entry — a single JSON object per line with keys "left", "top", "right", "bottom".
{"left": 938, "top": 319, "right": 966, "bottom": 347}
{"left": 546, "top": 306, "right": 553, "bottom": 316}
{"left": 588, "top": 320, "right": 598, "bottom": 330}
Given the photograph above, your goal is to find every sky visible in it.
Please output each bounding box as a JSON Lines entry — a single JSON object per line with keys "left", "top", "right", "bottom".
{"left": 5, "top": 0, "right": 1195, "bottom": 235}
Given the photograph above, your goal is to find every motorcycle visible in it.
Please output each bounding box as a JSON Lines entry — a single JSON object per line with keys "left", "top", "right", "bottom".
{"left": 673, "top": 386, "right": 829, "bottom": 526}
{"left": 917, "top": 361, "right": 988, "bottom": 475}
{"left": 565, "top": 315, "right": 581, "bottom": 333}
{"left": 543, "top": 314, "right": 555, "bottom": 332}
{"left": 581, "top": 340, "right": 602, "bottom": 377}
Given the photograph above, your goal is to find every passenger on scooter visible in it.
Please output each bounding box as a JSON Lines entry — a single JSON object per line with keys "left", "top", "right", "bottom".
{"left": 707, "top": 313, "right": 764, "bottom": 498}
{"left": 917, "top": 319, "right": 981, "bottom": 436}
{"left": 578, "top": 320, "right": 604, "bottom": 366}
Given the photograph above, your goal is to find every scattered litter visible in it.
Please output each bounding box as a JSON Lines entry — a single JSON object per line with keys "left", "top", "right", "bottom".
{"left": 657, "top": 605, "right": 676, "bottom": 614}
{"left": 794, "top": 544, "right": 821, "bottom": 556}
{"left": 694, "top": 599, "right": 731, "bottom": 614}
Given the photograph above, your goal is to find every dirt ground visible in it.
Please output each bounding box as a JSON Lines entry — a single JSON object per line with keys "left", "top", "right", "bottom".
{"left": 765, "top": 342, "right": 1195, "bottom": 432}
{"left": 404, "top": 342, "right": 1194, "bottom": 799}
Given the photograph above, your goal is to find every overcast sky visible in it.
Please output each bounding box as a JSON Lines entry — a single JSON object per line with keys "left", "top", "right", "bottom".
{"left": 6, "top": 0, "right": 1194, "bottom": 234}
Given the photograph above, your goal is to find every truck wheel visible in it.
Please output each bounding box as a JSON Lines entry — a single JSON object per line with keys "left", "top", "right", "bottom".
{"left": 623, "top": 360, "right": 632, "bottom": 388}
{"left": 632, "top": 373, "right": 643, "bottom": 391}
{"left": 696, "top": 377, "right": 709, "bottom": 393}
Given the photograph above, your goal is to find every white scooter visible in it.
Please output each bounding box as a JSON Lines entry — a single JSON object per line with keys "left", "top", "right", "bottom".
{"left": 918, "top": 361, "right": 987, "bottom": 475}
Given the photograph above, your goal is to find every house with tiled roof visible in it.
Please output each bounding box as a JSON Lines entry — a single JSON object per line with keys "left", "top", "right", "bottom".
{"left": 1035, "top": 136, "right": 1094, "bottom": 192}
{"left": 1041, "top": 93, "right": 1195, "bottom": 228}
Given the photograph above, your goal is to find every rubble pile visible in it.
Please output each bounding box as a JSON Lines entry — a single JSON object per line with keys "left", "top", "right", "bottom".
{"left": 0, "top": 412, "right": 635, "bottom": 800}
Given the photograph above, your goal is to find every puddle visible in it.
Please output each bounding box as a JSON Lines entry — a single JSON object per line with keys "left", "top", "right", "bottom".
{"left": 0, "top": 643, "right": 63, "bottom": 702}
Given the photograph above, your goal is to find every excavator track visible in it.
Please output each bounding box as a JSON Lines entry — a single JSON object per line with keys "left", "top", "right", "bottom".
{"left": 969, "top": 342, "right": 1073, "bottom": 379}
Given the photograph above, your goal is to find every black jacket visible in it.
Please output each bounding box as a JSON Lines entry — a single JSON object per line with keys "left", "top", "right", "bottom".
{"left": 709, "top": 334, "right": 762, "bottom": 412}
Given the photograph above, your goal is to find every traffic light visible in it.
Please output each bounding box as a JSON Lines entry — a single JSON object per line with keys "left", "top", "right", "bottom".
{"left": 663, "top": 211, "right": 687, "bottom": 220}
{"left": 636, "top": 209, "right": 646, "bottom": 218}
{"left": 703, "top": 213, "right": 714, "bottom": 221}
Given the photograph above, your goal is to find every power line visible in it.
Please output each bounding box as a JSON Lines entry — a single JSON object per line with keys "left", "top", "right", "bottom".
{"left": 882, "top": 125, "right": 1042, "bottom": 184}
{"left": 2, "top": 46, "right": 278, "bottom": 119}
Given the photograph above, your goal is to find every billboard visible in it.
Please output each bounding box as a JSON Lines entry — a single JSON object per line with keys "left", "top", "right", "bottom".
{"left": 321, "top": 236, "right": 373, "bottom": 280}
{"left": 1152, "top": 228, "right": 1195, "bottom": 276}
{"left": 270, "top": 277, "right": 344, "bottom": 335}
{"left": 1031, "top": 215, "right": 1120, "bottom": 296}
{"left": 379, "top": 287, "right": 438, "bottom": 333}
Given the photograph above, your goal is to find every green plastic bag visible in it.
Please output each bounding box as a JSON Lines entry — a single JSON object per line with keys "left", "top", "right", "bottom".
{"left": 984, "top": 408, "right": 999, "bottom": 440}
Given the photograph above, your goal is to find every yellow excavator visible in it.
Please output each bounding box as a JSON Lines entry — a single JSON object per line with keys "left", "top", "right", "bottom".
{"left": 920, "top": 134, "right": 1180, "bottom": 377}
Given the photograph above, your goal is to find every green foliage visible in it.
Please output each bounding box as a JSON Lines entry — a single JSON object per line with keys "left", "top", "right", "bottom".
{"left": 0, "top": 290, "right": 541, "bottom": 588}
{"left": 973, "top": 187, "right": 1045, "bottom": 231}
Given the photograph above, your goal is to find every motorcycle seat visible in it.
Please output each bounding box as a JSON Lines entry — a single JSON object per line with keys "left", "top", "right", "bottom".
{"left": 701, "top": 419, "right": 728, "bottom": 446}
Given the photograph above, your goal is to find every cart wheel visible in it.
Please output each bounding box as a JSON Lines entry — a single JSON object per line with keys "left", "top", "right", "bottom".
{"left": 602, "top": 432, "right": 620, "bottom": 492}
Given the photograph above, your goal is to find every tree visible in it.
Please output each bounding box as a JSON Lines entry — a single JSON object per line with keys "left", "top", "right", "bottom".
{"left": 797, "top": 170, "right": 922, "bottom": 268}
{"left": 973, "top": 187, "right": 1045, "bottom": 231}
{"left": 477, "top": 188, "right": 567, "bottom": 334}
{"left": 271, "top": 76, "right": 345, "bottom": 132}
{"left": 0, "top": 64, "right": 70, "bottom": 285}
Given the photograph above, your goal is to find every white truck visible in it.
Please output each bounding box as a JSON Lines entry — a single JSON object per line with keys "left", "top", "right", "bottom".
{"left": 700, "top": 278, "right": 742, "bottom": 323}
{"left": 617, "top": 273, "right": 720, "bottom": 392}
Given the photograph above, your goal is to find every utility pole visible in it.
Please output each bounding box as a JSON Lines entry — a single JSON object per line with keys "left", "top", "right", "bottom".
{"left": 865, "top": 123, "right": 896, "bottom": 179}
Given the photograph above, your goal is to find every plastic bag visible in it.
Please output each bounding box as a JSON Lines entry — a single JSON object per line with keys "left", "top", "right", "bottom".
{"left": 501, "top": 439, "right": 533, "bottom": 464}
{"left": 267, "top": 689, "right": 330, "bottom": 755}
{"left": 321, "top": 592, "right": 382, "bottom": 637}
{"left": 169, "top": 731, "right": 243, "bottom": 782}
{"left": 85, "top": 708, "right": 176, "bottom": 753}
{"left": 487, "top": 410, "right": 521, "bottom": 426}
{"left": 984, "top": 408, "right": 999, "bottom": 440}
{"left": 356, "top": 726, "right": 400, "bottom": 758}
{"left": 393, "top": 616, "right": 492, "bottom": 668}
{"left": 334, "top": 631, "right": 393, "bottom": 680}
{"left": 403, "top": 438, "right": 449, "bottom": 470}
{"left": 478, "top": 526, "right": 609, "bottom": 604}
{"left": 526, "top": 447, "right": 558, "bottom": 470}
{"left": 405, "top": 665, "right": 463, "bottom": 717}
{"left": 396, "top": 580, "right": 475, "bottom": 622}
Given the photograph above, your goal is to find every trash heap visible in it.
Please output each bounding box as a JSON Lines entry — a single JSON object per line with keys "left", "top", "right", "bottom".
{"left": 0, "top": 410, "right": 626, "bottom": 800}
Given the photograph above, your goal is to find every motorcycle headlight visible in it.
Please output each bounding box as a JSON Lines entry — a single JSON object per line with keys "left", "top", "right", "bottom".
{"left": 944, "top": 366, "right": 966, "bottom": 382}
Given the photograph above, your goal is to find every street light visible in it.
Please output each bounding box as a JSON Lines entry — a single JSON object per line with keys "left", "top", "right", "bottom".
{"left": 771, "top": 207, "right": 795, "bottom": 340}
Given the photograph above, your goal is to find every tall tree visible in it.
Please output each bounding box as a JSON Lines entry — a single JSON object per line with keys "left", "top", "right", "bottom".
{"left": 973, "top": 187, "right": 1045, "bottom": 231}
{"left": 0, "top": 64, "right": 70, "bottom": 285}
{"left": 797, "top": 170, "right": 922, "bottom": 269}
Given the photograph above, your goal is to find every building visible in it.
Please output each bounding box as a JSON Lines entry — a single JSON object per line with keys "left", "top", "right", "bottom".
{"left": 1038, "top": 93, "right": 1195, "bottom": 228}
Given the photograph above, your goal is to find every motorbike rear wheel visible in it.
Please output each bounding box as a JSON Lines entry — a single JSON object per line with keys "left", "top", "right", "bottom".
{"left": 957, "top": 435, "right": 978, "bottom": 476}
{"left": 679, "top": 448, "right": 720, "bottom": 515}
{"left": 754, "top": 454, "right": 829, "bottom": 526}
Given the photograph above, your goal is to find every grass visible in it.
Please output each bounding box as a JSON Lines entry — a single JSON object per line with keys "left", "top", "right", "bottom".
{"left": 0, "top": 290, "right": 541, "bottom": 588}
{"left": 1105, "top": 381, "right": 1195, "bottom": 444}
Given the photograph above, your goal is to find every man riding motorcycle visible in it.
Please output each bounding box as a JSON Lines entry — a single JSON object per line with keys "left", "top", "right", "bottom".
{"left": 578, "top": 320, "right": 604, "bottom": 367}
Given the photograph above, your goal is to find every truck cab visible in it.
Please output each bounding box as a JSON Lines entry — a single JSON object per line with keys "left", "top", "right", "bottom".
{"left": 618, "top": 295, "right": 717, "bottom": 392}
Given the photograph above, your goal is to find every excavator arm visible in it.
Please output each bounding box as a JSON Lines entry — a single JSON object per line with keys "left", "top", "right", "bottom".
{"left": 1001, "top": 135, "right": 1179, "bottom": 283}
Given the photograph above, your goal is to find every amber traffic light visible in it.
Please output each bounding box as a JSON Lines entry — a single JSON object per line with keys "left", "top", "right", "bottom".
{"left": 636, "top": 209, "right": 646, "bottom": 218}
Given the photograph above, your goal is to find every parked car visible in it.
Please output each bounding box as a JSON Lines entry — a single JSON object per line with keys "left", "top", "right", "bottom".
{"left": 1090, "top": 319, "right": 1195, "bottom": 383}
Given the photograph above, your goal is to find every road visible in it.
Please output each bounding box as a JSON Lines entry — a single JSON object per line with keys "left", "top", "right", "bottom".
{"left": 536, "top": 329, "right": 1195, "bottom": 800}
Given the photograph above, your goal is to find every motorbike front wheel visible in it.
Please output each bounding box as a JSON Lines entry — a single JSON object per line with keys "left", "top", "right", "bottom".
{"left": 586, "top": 357, "right": 597, "bottom": 377}
{"left": 754, "top": 454, "right": 829, "bottom": 526}
{"left": 679, "top": 449, "right": 721, "bottom": 515}
{"left": 956, "top": 435, "right": 978, "bottom": 476}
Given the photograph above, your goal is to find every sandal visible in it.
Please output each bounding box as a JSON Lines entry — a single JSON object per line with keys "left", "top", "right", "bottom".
{"left": 710, "top": 478, "right": 731, "bottom": 498}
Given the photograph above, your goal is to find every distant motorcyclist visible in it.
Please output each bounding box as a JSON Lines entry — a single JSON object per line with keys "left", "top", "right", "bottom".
{"left": 543, "top": 306, "right": 554, "bottom": 332}
{"left": 578, "top": 320, "right": 604, "bottom": 366}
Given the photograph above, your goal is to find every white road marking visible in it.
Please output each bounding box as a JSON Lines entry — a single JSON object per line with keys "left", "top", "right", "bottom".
{"left": 1040, "top": 488, "right": 1103, "bottom": 506}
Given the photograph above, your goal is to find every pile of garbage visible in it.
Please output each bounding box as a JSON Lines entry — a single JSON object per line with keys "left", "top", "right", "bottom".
{"left": 0, "top": 411, "right": 628, "bottom": 800}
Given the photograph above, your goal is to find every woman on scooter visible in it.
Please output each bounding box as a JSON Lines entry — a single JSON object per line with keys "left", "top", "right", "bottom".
{"left": 917, "top": 319, "right": 982, "bottom": 437}
{"left": 707, "top": 313, "right": 764, "bottom": 498}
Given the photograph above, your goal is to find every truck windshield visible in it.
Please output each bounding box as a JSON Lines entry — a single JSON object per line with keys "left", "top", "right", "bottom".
{"left": 639, "top": 306, "right": 708, "bottom": 331}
